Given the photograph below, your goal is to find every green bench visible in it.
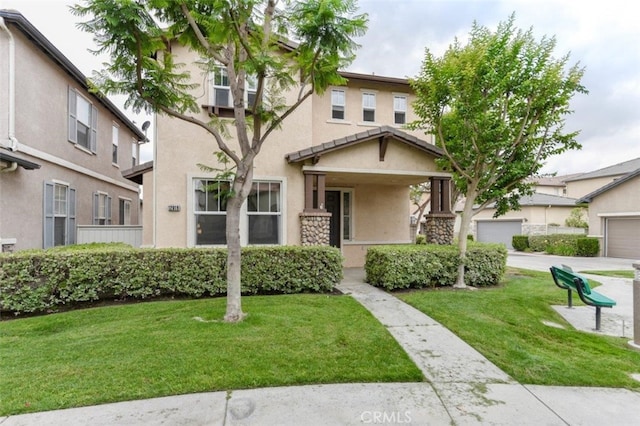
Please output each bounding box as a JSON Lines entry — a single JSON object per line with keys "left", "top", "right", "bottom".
{"left": 549, "top": 265, "right": 616, "bottom": 331}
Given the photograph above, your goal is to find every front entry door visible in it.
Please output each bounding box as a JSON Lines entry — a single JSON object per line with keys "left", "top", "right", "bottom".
{"left": 325, "top": 191, "right": 341, "bottom": 248}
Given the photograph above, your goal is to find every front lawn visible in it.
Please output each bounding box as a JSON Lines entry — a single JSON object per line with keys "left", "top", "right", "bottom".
{"left": 397, "top": 268, "right": 640, "bottom": 389}
{"left": 581, "top": 270, "right": 635, "bottom": 279}
{"left": 0, "top": 294, "right": 423, "bottom": 416}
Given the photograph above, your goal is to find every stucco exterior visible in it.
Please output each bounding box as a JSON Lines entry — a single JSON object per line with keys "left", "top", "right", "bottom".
{"left": 0, "top": 11, "right": 145, "bottom": 251}
{"left": 140, "top": 43, "right": 447, "bottom": 267}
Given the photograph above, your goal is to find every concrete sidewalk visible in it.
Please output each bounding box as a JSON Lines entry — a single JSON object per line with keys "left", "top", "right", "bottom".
{"left": 2, "top": 257, "right": 640, "bottom": 425}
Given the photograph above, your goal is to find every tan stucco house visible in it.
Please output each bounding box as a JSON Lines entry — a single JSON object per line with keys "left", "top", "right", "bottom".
{"left": 0, "top": 10, "right": 145, "bottom": 252}
{"left": 123, "top": 41, "right": 451, "bottom": 267}
{"left": 472, "top": 193, "right": 582, "bottom": 249}
{"left": 578, "top": 165, "right": 640, "bottom": 259}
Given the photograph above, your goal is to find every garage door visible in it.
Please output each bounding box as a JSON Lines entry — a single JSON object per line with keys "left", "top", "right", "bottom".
{"left": 606, "top": 217, "right": 640, "bottom": 259}
{"left": 476, "top": 220, "right": 523, "bottom": 249}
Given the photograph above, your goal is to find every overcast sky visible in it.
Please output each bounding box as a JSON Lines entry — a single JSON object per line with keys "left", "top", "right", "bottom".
{"left": 3, "top": 0, "right": 639, "bottom": 175}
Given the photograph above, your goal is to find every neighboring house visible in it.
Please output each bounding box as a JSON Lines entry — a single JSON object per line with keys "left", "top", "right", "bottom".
{"left": 0, "top": 10, "right": 145, "bottom": 252}
{"left": 578, "top": 167, "right": 640, "bottom": 258}
{"left": 472, "top": 193, "right": 581, "bottom": 249}
{"left": 564, "top": 157, "right": 640, "bottom": 199}
{"left": 122, "top": 40, "right": 451, "bottom": 267}
{"left": 526, "top": 173, "right": 583, "bottom": 196}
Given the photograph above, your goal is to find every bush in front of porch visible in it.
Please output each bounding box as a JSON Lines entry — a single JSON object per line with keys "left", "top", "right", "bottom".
{"left": 365, "top": 243, "right": 507, "bottom": 290}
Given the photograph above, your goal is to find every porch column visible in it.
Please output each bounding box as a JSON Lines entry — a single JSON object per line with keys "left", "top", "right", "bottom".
{"left": 425, "top": 176, "right": 455, "bottom": 245}
{"left": 301, "top": 171, "right": 330, "bottom": 245}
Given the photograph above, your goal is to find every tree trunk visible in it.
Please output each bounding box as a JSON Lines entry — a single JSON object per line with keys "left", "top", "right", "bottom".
{"left": 223, "top": 168, "right": 253, "bottom": 323}
{"left": 453, "top": 187, "right": 478, "bottom": 289}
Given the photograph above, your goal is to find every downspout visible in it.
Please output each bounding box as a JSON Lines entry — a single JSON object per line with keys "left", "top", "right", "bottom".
{"left": 0, "top": 17, "right": 19, "bottom": 151}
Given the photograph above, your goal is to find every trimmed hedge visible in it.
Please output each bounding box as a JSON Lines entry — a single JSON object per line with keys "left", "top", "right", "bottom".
{"left": 0, "top": 246, "right": 343, "bottom": 316}
{"left": 512, "top": 235, "right": 530, "bottom": 251}
{"left": 365, "top": 243, "right": 507, "bottom": 290}
{"left": 528, "top": 234, "right": 598, "bottom": 257}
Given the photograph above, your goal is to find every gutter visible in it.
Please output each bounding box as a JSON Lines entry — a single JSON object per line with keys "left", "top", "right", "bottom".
{"left": 0, "top": 16, "right": 19, "bottom": 151}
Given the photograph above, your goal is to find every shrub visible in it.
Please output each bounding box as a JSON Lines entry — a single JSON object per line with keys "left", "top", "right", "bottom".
{"left": 415, "top": 234, "right": 426, "bottom": 245}
{"left": 576, "top": 237, "right": 599, "bottom": 257}
{"left": 364, "top": 243, "right": 507, "bottom": 290}
{"left": 512, "top": 235, "right": 529, "bottom": 251}
{"left": 528, "top": 234, "right": 597, "bottom": 257}
{"left": 0, "top": 246, "right": 343, "bottom": 316}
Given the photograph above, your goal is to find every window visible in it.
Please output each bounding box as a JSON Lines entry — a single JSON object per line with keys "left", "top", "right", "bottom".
{"left": 343, "top": 191, "right": 352, "bottom": 240}
{"left": 93, "top": 192, "right": 112, "bottom": 225}
{"left": 362, "top": 92, "right": 376, "bottom": 122}
{"left": 112, "top": 124, "right": 119, "bottom": 165}
{"left": 212, "top": 66, "right": 230, "bottom": 107}
{"left": 247, "top": 181, "right": 281, "bottom": 244}
{"left": 68, "top": 87, "right": 97, "bottom": 152}
{"left": 44, "top": 182, "right": 76, "bottom": 248}
{"left": 119, "top": 198, "right": 131, "bottom": 225}
{"left": 331, "top": 89, "right": 346, "bottom": 120}
{"left": 131, "top": 141, "right": 137, "bottom": 167}
{"left": 394, "top": 95, "right": 407, "bottom": 125}
{"left": 194, "top": 179, "right": 229, "bottom": 245}
{"left": 211, "top": 66, "right": 258, "bottom": 109}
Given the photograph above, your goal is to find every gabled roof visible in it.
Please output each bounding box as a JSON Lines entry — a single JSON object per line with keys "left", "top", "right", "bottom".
{"left": 577, "top": 168, "right": 640, "bottom": 203}
{"left": 564, "top": 157, "right": 640, "bottom": 182}
{"left": 481, "top": 192, "right": 580, "bottom": 210}
{"left": 285, "top": 126, "right": 443, "bottom": 163}
{"left": 0, "top": 9, "right": 145, "bottom": 140}
{"left": 527, "top": 173, "right": 583, "bottom": 187}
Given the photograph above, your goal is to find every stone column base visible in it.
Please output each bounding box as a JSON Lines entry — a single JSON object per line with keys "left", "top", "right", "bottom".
{"left": 300, "top": 212, "right": 331, "bottom": 246}
{"left": 424, "top": 213, "right": 455, "bottom": 245}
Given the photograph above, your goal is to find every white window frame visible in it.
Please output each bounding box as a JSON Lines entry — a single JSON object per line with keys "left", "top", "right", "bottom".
{"left": 247, "top": 180, "right": 282, "bottom": 245}
{"left": 210, "top": 66, "right": 257, "bottom": 108}
{"left": 68, "top": 87, "right": 97, "bottom": 153}
{"left": 342, "top": 190, "right": 354, "bottom": 241}
{"left": 93, "top": 191, "right": 112, "bottom": 225}
{"left": 44, "top": 181, "right": 76, "bottom": 248}
{"left": 361, "top": 91, "right": 377, "bottom": 123}
{"left": 131, "top": 139, "right": 138, "bottom": 167}
{"left": 331, "top": 89, "right": 346, "bottom": 120}
{"left": 188, "top": 175, "right": 286, "bottom": 247}
{"left": 112, "top": 123, "right": 119, "bottom": 166}
{"left": 393, "top": 94, "right": 407, "bottom": 125}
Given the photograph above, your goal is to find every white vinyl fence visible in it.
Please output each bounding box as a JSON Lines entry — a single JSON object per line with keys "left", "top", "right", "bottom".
{"left": 77, "top": 225, "right": 143, "bottom": 247}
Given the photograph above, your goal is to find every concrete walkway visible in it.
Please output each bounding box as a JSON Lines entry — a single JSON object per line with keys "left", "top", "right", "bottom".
{"left": 2, "top": 254, "right": 640, "bottom": 425}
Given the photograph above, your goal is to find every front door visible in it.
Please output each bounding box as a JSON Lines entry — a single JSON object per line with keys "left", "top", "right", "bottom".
{"left": 325, "top": 191, "right": 341, "bottom": 248}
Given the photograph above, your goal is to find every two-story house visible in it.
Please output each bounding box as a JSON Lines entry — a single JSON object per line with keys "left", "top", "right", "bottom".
{"left": 0, "top": 10, "right": 145, "bottom": 252}
{"left": 124, "top": 40, "right": 452, "bottom": 267}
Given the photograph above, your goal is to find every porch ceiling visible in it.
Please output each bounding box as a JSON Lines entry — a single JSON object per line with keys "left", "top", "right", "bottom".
{"left": 313, "top": 167, "right": 439, "bottom": 186}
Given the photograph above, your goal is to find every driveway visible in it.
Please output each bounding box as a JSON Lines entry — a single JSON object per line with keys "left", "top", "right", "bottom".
{"left": 507, "top": 251, "right": 639, "bottom": 272}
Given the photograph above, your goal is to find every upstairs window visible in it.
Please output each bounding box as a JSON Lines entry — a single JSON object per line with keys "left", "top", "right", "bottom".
{"left": 131, "top": 140, "right": 138, "bottom": 167}
{"left": 394, "top": 95, "right": 407, "bottom": 125}
{"left": 331, "top": 89, "right": 346, "bottom": 120}
{"left": 362, "top": 92, "right": 376, "bottom": 122}
{"left": 112, "top": 124, "right": 119, "bottom": 165}
{"left": 212, "top": 66, "right": 231, "bottom": 107}
{"left": 68, "top": 87, "right": 97, "bottom": 153}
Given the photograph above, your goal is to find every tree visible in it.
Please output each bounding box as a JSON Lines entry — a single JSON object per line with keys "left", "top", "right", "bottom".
{"left": 565, "top": 207, "right": 588, "bottom": 229}
{"left": 410, "top": 13, "right": 586, "bottom": 288}
{"left": 72, "top": 0, "right": 367, "bottom": 321}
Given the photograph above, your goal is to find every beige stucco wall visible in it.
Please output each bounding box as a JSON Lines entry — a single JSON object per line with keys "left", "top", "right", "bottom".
{"left": 585, "top": 176, "right": 640, "bottom": 237}
{"left": 0, "top": 24, "right": 141, "bottom": 250}
{"left": 565, "top": 176, "right": 616, "bottom": 199}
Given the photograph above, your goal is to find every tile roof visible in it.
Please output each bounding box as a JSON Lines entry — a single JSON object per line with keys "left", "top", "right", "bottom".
{"left": 285, "top": 126, "right": 442, "bottom": 163}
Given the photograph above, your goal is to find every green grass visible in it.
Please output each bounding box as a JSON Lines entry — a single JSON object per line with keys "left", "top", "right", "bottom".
{"left": 0, "top": 294, "right": 423, "bottom": 416}
{"left": 580, "top": 270, "right": 635, "bottom": 279}
{"left": 397, "top": 268, "right": 640, "bottom": 389}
